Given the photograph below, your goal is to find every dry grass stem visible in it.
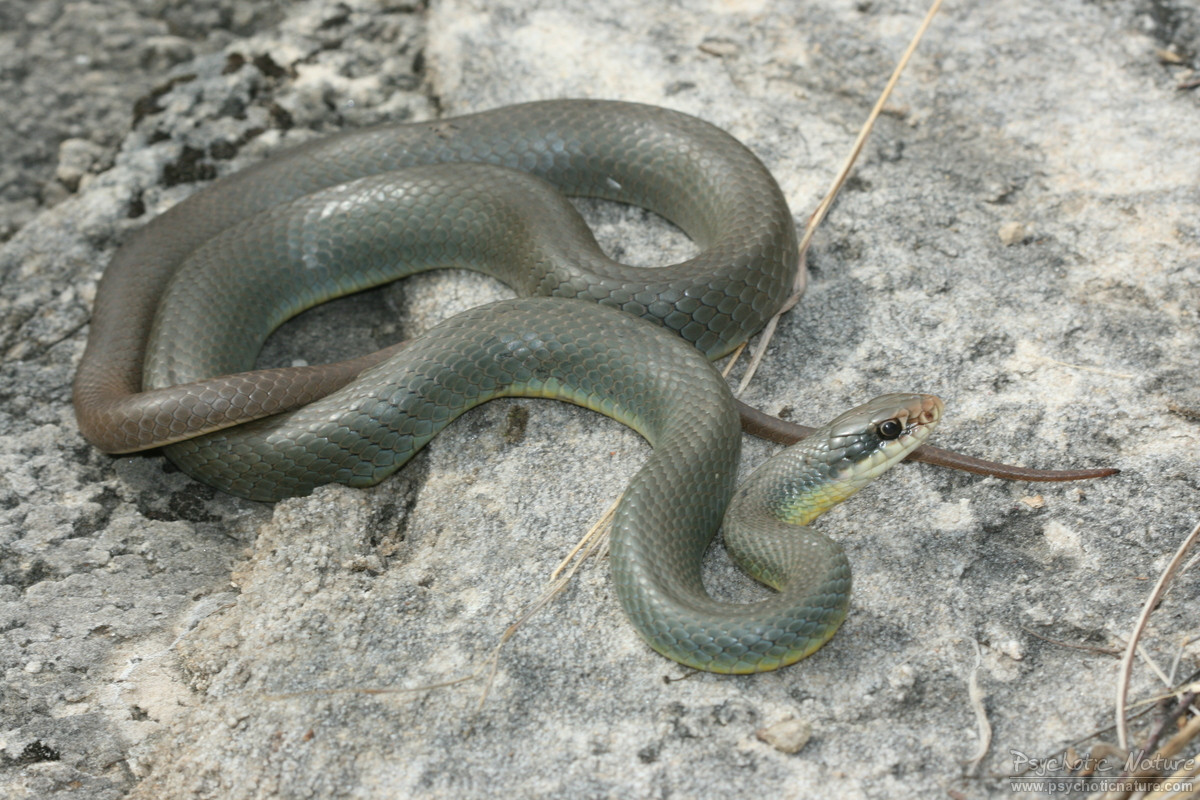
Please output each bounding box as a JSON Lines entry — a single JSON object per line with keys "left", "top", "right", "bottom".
{"left": 1117, "top": 520, "right": 1200, "bottom": 750}
{"left": 474, "top": 500, "right": 617, "bottom": 710}
{"left": 732, "top": 0, "right": 945, "bottom": 393}
{"left": 964, "top": 640, "right": 992, "bottom": 776}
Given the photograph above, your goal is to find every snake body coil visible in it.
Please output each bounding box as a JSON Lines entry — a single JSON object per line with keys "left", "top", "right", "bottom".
{"left": 74, "top": 100, "right": 939, "bottom": 672}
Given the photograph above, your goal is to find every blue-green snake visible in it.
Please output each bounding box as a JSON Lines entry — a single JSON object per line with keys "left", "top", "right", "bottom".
{"left": 74, "top": 99, "right": 951, "bottom": 671}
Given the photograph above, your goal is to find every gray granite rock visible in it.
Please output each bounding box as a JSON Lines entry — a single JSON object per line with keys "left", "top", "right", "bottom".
{"left": 2, "top": 0, "right": 1199, "bottom": 797}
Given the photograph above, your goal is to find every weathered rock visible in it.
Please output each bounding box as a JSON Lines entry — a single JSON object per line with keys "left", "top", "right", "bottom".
{"left": 2, "top": 0, "right": 1198, "bottom": 797}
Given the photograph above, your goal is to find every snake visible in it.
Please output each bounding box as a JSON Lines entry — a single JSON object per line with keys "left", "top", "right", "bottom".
{"left": 70, "top": 99, "right": 1078, "bottom": 671}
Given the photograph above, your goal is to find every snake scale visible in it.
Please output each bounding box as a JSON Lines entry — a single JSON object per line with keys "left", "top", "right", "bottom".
{"left": 74, "top": 99, "right": 943, "bottom": 672}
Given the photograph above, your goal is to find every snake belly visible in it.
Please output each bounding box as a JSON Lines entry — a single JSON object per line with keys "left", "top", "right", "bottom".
{"left": 74, "top": 99, "right": 938, "bottom": 673}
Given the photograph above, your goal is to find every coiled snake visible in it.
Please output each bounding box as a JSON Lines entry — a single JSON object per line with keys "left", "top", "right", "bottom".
{"left": 75, "top": 99, "right": 951, "bottom": 671}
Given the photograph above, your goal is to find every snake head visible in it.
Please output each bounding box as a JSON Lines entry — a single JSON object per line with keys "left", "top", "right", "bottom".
{"left": 754, "top": 393, "right": 944, "bottom": 527}
{"left": 825, "top": 393, "right": 943, "bottom": 483}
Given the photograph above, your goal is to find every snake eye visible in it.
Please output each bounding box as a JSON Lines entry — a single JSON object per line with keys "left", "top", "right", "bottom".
{"left": 877, "top": 418, "right": 904, "bottom": 440}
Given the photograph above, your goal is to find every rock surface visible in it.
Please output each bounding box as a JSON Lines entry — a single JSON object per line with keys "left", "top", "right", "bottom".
{"left": 2, "top": 0, "right": 1199, "bottom": 797}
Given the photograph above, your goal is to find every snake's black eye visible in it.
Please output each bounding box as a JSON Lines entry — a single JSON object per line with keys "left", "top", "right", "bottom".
{"left": 877, "top": 418, "right": 904, "bottom": 440}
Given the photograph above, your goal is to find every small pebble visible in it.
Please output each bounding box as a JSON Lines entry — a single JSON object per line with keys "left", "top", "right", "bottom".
{"left": 756, "top": 718, "right": 812, "bottom": 754}
{"left": 698, "top": 38, "right": 740, "bottom": 57}
{"left": 998, "top": 222, "right": 1027, "bottom": 246}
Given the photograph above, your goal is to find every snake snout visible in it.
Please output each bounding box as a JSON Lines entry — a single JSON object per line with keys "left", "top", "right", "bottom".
{"left": 884, "top": 392, "right": 943, "bottom": 450}
{"left": 890, "top": 393, "right": 943, "bottom": 443}
{"left": 911, "top": 393, "right": 944, "bottom": 429}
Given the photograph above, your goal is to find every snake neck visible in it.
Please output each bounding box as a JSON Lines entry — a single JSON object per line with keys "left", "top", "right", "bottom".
{"left": 719, "top": 443, "right": 855, "bottom": 593}
{"left": 720, "top": 393, "right": 943, "bottom": 594}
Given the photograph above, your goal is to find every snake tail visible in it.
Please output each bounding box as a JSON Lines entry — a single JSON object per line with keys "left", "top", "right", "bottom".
{"left": 734, "top": 400, "right": 1116, "bottom": 482}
